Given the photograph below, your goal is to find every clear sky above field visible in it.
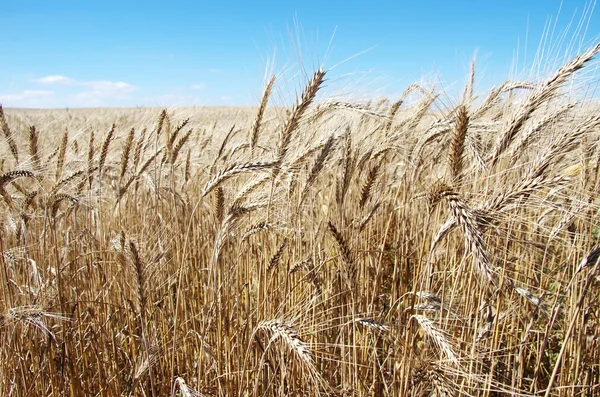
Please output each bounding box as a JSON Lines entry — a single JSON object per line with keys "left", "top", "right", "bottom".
{"left": 1, "top": 0, "right": 599, "bottom": 108}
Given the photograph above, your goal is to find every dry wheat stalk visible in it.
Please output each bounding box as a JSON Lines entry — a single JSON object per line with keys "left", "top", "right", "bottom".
{"left": 117, "top": 148, "right": 164, "bottom": 201}
{"left": 98, "top": 123, "right": 116, "bottom": 178}
{"left": 232, "top": 174, "right": 271, "bottom": 207}
{"left": 184, "top": 149, "right": 191, "bottom": 184}
{"left": 462, "top": 58, "right": 476, "bottom": 103}
{"left": 429, "top": 183, "right": 495, "bottom": 285}
{"left": 311, "top": 100, "right": 390, "bottom": 122}
{"left": 411, "top": 314, "right": 458, "bottom": 365}
{"left": 210, "top": 125, "right": 238, "bottom": 175}
{"left": 250, "top": 75, "right": 276, "bottom": 154}
{"left": 55, "top": 129, "right": 68, "bottom": 181}
{"left": 119, "top": 127, "right": 135, "bottom": 180}
{"left": 398, "top": 87, "right": 439, "bottom": 131}
{"left": 3, "top": 306, "right": 69, "bottom": 339}
{"left": 86, "top": 129, "right": 95, "bottom": 189}
{"left": 171, "top": 129, "right": 193, "bottom": 165}
{"left": 491, "top": 42, "right": 600, "bottom": 164}
{"left": 133, "top": 128, "right": 146, "bottom": 172}
{"left": 383, "top": 98, "right": 403, "bottom": 134}
{"left": 0, "top": 170, "right": 35, "bottom": 189}
{"left": 276, "top": 68, "right": 326, "bottom": 167}
{"left": 336, "top": 127, "right": 356, "bottom": 219}
{"left": 354, "top": 317, "right": 389, "bottom": 332}
{"left": 359, "top": 162, "right": 381, "bottom": 209}
{"left": 50, "top": 169, "right": 88, "bottom": 196}
{"left": 241, "top": 221, "right": 272, "bottom": 242}
{"left": 447, "top": 104, "right": 469, "bottom": 185}
{"left": 175, "top": 377, "right": 206, "bottom": 397}
{"left": 201, "top": 161, "right": 275, "bottom": 198}
{"left": 28, "top": 126, "right": 41, "bottom": 172}
{"left": 472, "top": 81, "right": 535, "bottom": 119}
{"left": 257, "top": 320, "right": 313, "bottom": 365}
{"left": 154, "top": 109, "right": 168, "bottom": 137}
{"left": 267, "top": 239, "right": 287, "bottom": 270}
{"left": 355, "top": 201, "right": 381, "bottom": 233}
{"left": 327, "top": 220, "right": 356, "bottom": 284}
{"left": 0, "top": 105, "right": 19, "bottom": 163}
{"left": 507, "top": 102, "right": 575, "bottom": 160}
{"left": 213, "top": 186, "right": 224, "bottom": 225}
{"left": 50, "top": 193, "right": 78, "bottom": 218}
{"left": 299, "top": 134, "right": 335, "bottom": 206}
{"left": 289, "top": 133, "right": 340, "bottom": 170}
{"left": 430, "top": 173, "right": 569, "bottom": 260}
{"left": 166, "top": 118, "right": 190, "bottom": 162}
{"left": 410, "top": 120, "right": 452, "bottom": 173}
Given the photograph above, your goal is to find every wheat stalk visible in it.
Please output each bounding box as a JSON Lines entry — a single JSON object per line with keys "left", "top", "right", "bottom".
{"left": 250, "top": 75, "right": 276, "bottom": 154}
{"left": 55, "top": 129, "right": 68, "bottom": 181}
{"left": 276, "top": 68, "right": 326, "bottom": 167}
{"left": 0, "top": 105, "right": 19, "bottom": 163}
{"left": 447, "top": 104, "right": 469, "bottom": 185}
{"left": 257, "top": 320, "right": 313, "bottom": 365}
{"left": 299, "top": 134, "right": 335, "bottom": 206}
{"left": 491, "top": 42, "right": 600, "bottom": 164}
{"left": 119, "top": 127, "right": 135, "bottom": 181}
{"left": 429, "top": 183, "right": 496, "bottom": 285}
{"left": 28, "top": 126, "right": 41, "bottom": 172}
{"left": 202, "top": 161, "right": 275, "bottom": 198}
{"left": 411, "top": 314, "right": 458, "bottom": 365}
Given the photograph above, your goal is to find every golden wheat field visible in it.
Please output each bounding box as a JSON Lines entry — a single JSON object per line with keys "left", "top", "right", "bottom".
{"left": 3, "top": 44, "right": 600, "bottom": 397}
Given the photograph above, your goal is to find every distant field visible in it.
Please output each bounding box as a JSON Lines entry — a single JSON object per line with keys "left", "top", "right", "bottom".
{"left": 2, "top": 47, "right": 600, "bottom": 397}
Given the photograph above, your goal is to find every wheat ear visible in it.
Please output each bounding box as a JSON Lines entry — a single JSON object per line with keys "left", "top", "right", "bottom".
{"left": 359, "top": 162, "right": 381, "bottom": 209}
{"left": 250, "top": 75, "right": 276, "bottom": 155}
{"left": 491, "top": 42, "right": 600, "bottom": 164}
{"left": 327, "top": 220, "right": 356, "bottom": 284}
{"left": 119, "top": 127, "right": 135, "bottom": 181}
{"left": 299, "top": 134, "right": 335, "bottom": 206}
{"left": 202, "top": 161, "right": 275, "bottom": 198}
{"left": 28, "top": 126, "right": 41, "bottom": 172}
{"left": 0, "top": 105, "right": 19, "bottom": 163}
{"left": 447, "top": 104, "right": 469, "bottom": 185}
{"left": 429, "top": 183, "right": 495, "bottom": 285}
{"left": 276, "top": 68, "right": 326, "bottom": 167}
{"left": 55, "top": 129, "right": 68, "bottom": 181}
{"left": 257, "top": 320, "right": 313, "bottom": 365}
{"left": 411, "top": 314, "right": 458, "bottom": 365}
{"left": 98, "top": 123, "right": 116, "bottom": 179}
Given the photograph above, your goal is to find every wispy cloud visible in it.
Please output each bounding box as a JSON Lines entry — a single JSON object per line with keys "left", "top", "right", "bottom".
{"left": 190, "top": 83, "right": 206, "bottom": 90}
{"left": 0, "top": 90, "right": 56, "bottom": 108}
{"left": 35, "top": 75, "right": 73, "bottom": 84}
{"left": 82, "top": 81, "right": 135, "bottom": 92}
{"left": 29, "top": 74, "right": 137, "bottom": 107}
{"left": 35, "top": 75, "right": 135, "bottom": 93}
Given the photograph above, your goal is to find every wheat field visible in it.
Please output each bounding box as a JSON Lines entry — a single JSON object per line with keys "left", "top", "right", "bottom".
{"left": 2, "top": 44, "right": 600, "bottom": 397}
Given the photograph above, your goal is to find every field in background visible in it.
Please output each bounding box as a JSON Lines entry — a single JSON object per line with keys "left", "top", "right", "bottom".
{"left": 2, "top": 45, "right": 600, "bottom": 396}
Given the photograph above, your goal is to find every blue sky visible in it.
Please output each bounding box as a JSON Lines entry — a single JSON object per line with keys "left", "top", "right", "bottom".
{"left": 1, "top": 1, "right": 598, "bottom": 108}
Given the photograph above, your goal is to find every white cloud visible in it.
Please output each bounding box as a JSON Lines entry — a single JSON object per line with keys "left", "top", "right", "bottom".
{"left": 28, "top": 75, "right": 137, "bottom": 106}
{"left": 0, "top": 90, "right": 55, "bottom": 107}
{"left": 35, "top": 75, "right": 135, "bottom": 92}
{"left": 35, "top": 75, "right": 73, "bottom": 84}
{"left": 190, "top": 83, "right": 206, "bottom": 90}
{"left": 81, "top": 80, "right": 135, "bottom": 93}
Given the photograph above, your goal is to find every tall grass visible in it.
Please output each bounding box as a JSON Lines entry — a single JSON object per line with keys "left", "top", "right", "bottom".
{"left": 1, "top": 44, "right": 600, "bottom": 396}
